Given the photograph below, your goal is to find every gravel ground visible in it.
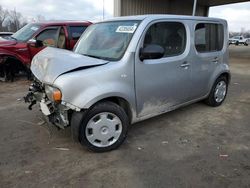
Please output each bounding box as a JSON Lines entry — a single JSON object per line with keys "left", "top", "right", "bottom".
{"left": 0, "top": 45, "right": 250, "bottom": 188}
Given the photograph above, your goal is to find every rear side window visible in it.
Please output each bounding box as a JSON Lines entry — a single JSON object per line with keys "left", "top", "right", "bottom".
{"left": 144, "top": 22, "right": 186, "bottom": 57}
{"left": 69, "top": 26, "right": 87, "bottom": 40}
{"left": 195, "top": 23, "right": 224, "bottom": 53}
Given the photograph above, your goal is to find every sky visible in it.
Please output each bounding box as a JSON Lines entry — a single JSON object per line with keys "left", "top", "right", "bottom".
{"left": 0, "top": 0, "right": 250, "bottom": 32}
{"left": 0, "top": 0, "right": 114, "bottom": 22}
{"left": 209, "top": 2, "right": 250, "bottom": 32}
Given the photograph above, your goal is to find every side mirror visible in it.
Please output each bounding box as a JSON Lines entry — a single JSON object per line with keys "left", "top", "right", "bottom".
{"left": 27, "top": 39, "right": 43, "bottom": 48}
{"left": 140, "top": 44, "right": 165, "bottom": 61}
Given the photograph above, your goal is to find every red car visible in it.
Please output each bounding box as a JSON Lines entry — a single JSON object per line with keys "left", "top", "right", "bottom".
{"left": 0, "top": 20, "right": 92, "bottom": 81}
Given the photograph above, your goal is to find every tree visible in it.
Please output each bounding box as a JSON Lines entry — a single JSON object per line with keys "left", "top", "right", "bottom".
{"left": 8, "top": 9, "right": 22, "bottom": 31}
{"left": 0, "top": 5, "right": 9, "bottom": 31}
{"left": 36, "top": 14, "right": 45, "bottom": 22}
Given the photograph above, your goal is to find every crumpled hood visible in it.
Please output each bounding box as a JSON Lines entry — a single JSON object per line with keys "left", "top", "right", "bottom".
{"left": 31, "top": 47, "right": 108, "bottom": 83}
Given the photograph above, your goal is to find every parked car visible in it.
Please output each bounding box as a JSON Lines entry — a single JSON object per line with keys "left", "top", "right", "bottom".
{"left": 25, "top": 15, "right": 230, "bottom": 152}
{"left": 229, "top": 36, "right": 248, "bottom": 46}
{"left": 0, "top": 32, "right": 14, "bottom": 39}
{"left": 0, "top": 21, "right": 92, "bottom": 81}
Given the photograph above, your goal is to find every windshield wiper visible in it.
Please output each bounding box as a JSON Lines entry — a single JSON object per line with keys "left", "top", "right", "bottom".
{"left": 82, "top": 54, "right": 103, "bottom": 59}
{"left": 10, "top": 36, "right": 17, "bottom": 40}
{"left": 82, "top": 54, "right": 113, "bottom": 61}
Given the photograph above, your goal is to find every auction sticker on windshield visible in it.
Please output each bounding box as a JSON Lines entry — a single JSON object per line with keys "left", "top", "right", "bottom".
{"left": 116, "top": 25, "right": 137, "bottom": 33}
{"left": 31, "top": 26, "right": 39, "bottom": 31}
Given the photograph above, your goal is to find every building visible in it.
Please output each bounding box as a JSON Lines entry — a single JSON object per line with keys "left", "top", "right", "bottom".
{"left": 114, "top": 0, "right": 249, "bottom": 17}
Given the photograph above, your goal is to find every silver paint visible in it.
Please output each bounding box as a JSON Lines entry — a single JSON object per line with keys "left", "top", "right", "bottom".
{"left": 31, "top": 15, "right": 230, "bottom": 126}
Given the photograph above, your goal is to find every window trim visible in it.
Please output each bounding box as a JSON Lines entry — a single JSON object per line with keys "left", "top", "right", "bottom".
{"left": 137, "top": 20, "right": 188, "bottom": 62}
{"left": 194, "top": 22, "right": 224, "bottom": 54}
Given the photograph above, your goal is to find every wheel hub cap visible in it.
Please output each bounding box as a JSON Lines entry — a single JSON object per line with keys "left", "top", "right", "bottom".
{"left": 214, "top": 80, "right": 227, "bottom": 103}
{"left": 85, "top": 112, "right": 122, "bottom": 147}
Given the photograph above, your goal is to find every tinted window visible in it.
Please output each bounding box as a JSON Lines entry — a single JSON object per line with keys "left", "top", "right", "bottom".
{"left": 143, "top": 22, "right": 186, "bottom": 57}
{"left": 195, "top": 23, "right": 224, "bottom": 53}
{"left": 69, "top": 26, "right": 87, "bottom": 39}
{"left": 36, "top": 29, "right": 58, "bottom": 47}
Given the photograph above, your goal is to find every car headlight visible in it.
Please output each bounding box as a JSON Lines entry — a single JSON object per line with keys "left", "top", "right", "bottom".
{"left": 45, "top": 85, "right": 62, "bottom": 102}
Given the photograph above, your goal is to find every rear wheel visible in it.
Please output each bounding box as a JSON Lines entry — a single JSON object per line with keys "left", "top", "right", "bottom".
{"left": 71, "top": 102, "right": 129, "bottom": 152}
{"left": 205, "top": 76, "right": 228, "bottom": 107}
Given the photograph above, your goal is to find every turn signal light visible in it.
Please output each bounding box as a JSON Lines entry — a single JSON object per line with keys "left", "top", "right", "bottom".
{"left": 53, "top": 90, "right": 62, "bottom": 102}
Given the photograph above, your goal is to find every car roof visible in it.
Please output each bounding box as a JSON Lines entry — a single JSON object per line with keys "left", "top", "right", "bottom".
{"left": 34, "top": 20, "right": 92, "bottom": 26}
{"left": 105, "top": 14, "right": 226, "bottom": 23}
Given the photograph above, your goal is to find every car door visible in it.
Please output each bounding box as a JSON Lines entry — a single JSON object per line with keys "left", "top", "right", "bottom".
{"left": 28, "top": 27, "right": 60, "bottom": 58}
{"left": 190, "top": 22, "right": 224, "bottom": 98}
{"left": 135, "top": 20, "right": 192, "bottom": 118}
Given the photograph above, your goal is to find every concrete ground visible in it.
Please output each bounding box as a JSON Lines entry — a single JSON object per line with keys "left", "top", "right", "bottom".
{"left": 0, "top": 46, "right": 250, "bottom": 188}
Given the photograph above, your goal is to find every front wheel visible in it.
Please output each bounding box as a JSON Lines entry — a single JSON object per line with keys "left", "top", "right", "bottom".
{"left": 71, "top": 102, "right": 129, "bottom": 152}
{"left": 205, "top": 76, "right": 228, "bottom": 107}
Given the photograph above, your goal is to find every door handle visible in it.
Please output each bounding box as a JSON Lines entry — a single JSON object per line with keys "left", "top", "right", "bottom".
{"left": 212, "top": 57, "right": 219, "bottom": 63}
{"left": 180, "top": 62, "right": 190, "bottom": 68}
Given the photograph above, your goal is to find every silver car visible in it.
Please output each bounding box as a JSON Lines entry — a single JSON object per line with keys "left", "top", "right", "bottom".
{"left": 25, "top": 15, "right": 230, "bottom": 152}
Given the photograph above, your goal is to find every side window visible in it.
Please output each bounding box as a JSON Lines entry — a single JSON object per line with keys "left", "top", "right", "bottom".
{"left": 36, "top": 28, "right": 58, "bottom": 47}
{"left": 195, "top": 23, "right": 224, "bottom": 53}
{"left": 143, "top": 22, "right": 186, "bottom": 57}
{"left": 69, "top": 26, "right": 87, "bottom": 40}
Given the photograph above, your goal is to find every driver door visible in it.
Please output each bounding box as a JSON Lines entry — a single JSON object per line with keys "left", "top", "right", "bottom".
{"left": 135, "top": 21, "right": 192, "bottom": 117}
{"left": 28, "top": 27, "right": 60, "bottom": 58}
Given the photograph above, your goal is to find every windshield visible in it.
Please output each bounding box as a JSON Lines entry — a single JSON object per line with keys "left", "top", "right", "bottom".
{"left": 74, "top": 21, "right": 140, "bottom": 61}
{"left": 12, "top": 23, "right": 41, "bottom": 42}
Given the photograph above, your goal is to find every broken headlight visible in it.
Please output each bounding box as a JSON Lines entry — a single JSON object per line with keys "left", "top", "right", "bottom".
{"left": 45, "top": 85, "right": 62, "bottom": 102}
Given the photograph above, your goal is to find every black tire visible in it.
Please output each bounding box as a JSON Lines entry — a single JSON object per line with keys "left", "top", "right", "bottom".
{"left": 235, "top": 41, "right": 239, "bottom": 46}
{"left": 205, "top": 76, "right": 228, "bottom": 107}
{"left": 71, "top": 101, "right": 129, "bottom": 152}
{"left": 244, "top": 42, "right": 248, "bottom": 46}
{"left": 1, "top": 70, "right": 8, "bottom": 82}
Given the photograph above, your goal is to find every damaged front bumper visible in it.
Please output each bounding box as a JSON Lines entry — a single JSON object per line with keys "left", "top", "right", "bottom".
{"left": 24, "top": 80, "right": 72, "bottom": 129}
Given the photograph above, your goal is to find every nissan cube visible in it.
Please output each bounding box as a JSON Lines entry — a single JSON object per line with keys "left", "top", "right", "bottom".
{"left": 25, "top": 15, "right": 230, "bottom": 152}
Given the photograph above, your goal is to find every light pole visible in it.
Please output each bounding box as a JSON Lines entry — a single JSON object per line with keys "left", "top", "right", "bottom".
{"left": 103, "top": 0, "right": 105, "bottom": 20}
{"left": 192, "top": 0, "right": 197, "bottom": 16}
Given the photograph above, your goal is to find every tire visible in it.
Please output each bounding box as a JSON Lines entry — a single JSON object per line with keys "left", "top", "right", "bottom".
{"left": 71, "top": 101, "right": 129, "bottom": 152}
{"left": 235, "top": 41, "right": 239, "bottom": 46}
{"left": 205, "top": 76, "right": 228, "bottom": 107}
{"left": 1, "top": 70, "right": 8, "bottom": 82}
{"left": 244, "top": 42, "right": 248, "bottom": 46}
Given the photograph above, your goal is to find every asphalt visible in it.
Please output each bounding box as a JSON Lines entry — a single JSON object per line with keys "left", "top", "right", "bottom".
{"left": 0, "top": 45, "right": 250, "bottom": 188}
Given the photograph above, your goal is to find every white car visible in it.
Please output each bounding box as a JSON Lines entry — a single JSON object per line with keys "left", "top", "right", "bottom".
{"left": 229, "top": 36, "right": 248, "bottom": 46}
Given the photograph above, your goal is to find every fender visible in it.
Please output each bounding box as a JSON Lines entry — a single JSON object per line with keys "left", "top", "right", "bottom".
{"left": 0, "top": 48, "right": 30, "bottom": 66}
{"left": 69, "top": 81, "right": 136, "bottom": 110}
{"left": 0, "top": 47, "right": 31, "bottom": 67}
{"left": 53, "top": 64, "right": 137, "bottom": 121}
{"left": 207, "top": 63, "right": 231, "bottom": 95}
